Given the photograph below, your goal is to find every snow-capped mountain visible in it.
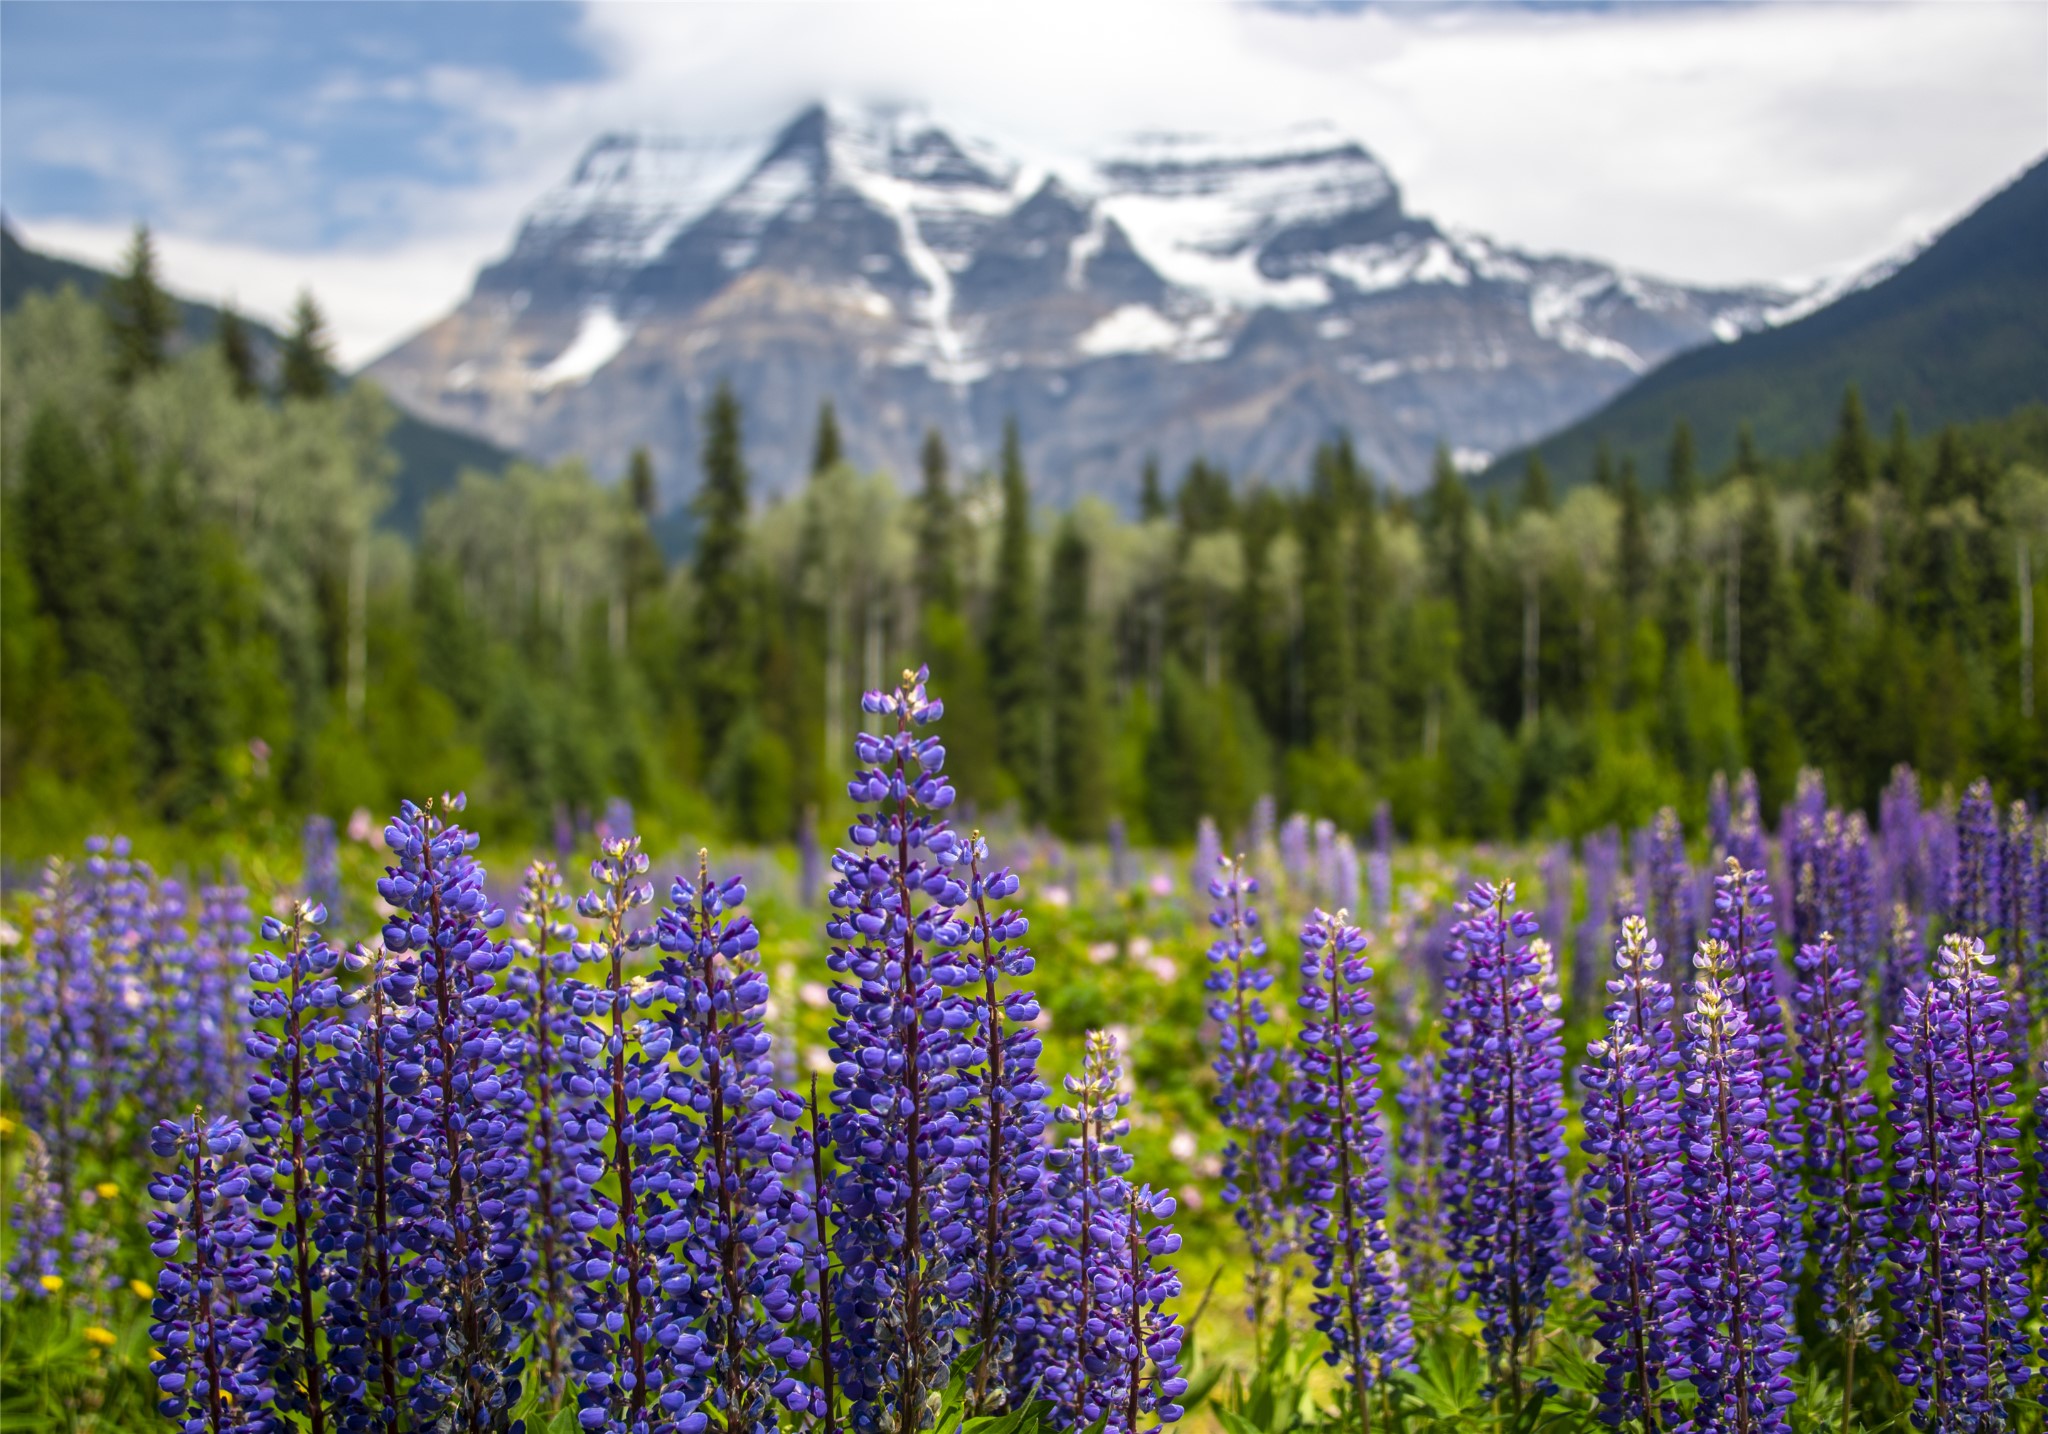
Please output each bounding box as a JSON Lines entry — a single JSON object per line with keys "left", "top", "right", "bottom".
{"left": 367, "top": 101, "right": 1790, "bottom": 504}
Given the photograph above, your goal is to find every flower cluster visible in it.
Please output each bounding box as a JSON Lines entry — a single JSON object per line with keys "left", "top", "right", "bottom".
{"left": 1204, "top": 853, "right": 1290, "bottom": 1328}
{"left": 1293, "top": 908, "right": 1413, "bottom": 1403}
{"left": 1669, "top": 939, "right": 1799, "bottom": 1434}
{"left": 1438, "top": 880, "right": 1570, "bottom": 1390}
{"left": 1578, "top": 916, "right": 1680, "bottom": 1430}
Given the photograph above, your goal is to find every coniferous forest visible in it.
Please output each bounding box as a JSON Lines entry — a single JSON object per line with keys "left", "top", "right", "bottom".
{"left": 4, "top": 236, "right": 2044, "bottom": 862}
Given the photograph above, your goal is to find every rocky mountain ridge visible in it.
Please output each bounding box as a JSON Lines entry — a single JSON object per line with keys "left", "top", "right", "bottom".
{"left": 367, "top": 101, "right": 1792, "bottom": 506}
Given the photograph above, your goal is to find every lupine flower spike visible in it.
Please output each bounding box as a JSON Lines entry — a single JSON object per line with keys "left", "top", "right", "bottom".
{"left": 148, "top": 1114, "right": 274, "bottom": 1434}
{"left": 246, "top": 901, "right": 344, "bottom": 1434}
{"left": 1041, "top": 1029, "right": 1138, "bottom": 1427}
{"left": 1294, "top": 907, "right": 1414, "bottom": 1431}
{"left": 1791, "top": 933, "right": 1883, "bottom": 1414}
{"left": 1391, "top": 1054, "right": 1445, "bottom": 1304}
{"left": 1438, "top": 880, "right": 1570, "bottom": 1405}
{"left": 1670, "top": 938, "right": 1799, "bottom": 1434}
{"left": 1579, "top": 916, "right": 1680, "bottom": 1432}
{"left": 379, "top": 796, "right": 531, "bottom": 1434}
{"left": 1101, "top": 1184, "right": 1188, "bottom": 1434}
{"left": 947, "top": 832, "right": 1050, "bottom": 1414}
{"left": 1205, "top": 854, "right": 1289, "bottom": 1333}
{"left": 505, "top": 859, "right": 590, "bottom": 1405}
{"left": 659, "top": 851, "right": 818, "bottom": 1431}
{"left": 824, "top": 667, "right": 973, "bottom": 1434}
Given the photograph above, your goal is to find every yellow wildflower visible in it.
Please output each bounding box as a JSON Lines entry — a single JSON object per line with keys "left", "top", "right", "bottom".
{"left": 0, "top": 1115, "right": 15, "bottom": 1135}
{"left": 96, "top": 1181, "right": 121, "bottom": 1200}
{"left": 38, "top": 1274, "right": 64, "bottom": 1294}
{"left": 84, "top": 1326, "right": 117, "bottom": 1347}
{"left": 131, "top": 1279, "right": 155, "bottom": 1299}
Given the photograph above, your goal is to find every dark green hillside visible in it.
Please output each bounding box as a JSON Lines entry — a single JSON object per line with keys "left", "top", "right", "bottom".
{"left": 1, "top": 221, "right": 513, "bottom": 531}
{"left": 1484, "top": 156, "right": 2048, "bottom": 492}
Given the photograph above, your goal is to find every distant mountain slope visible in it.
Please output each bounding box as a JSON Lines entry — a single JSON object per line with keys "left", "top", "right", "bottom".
{"left": 1482, "top": 156, "right": 2048, "bottom": 491}
{"left": 1, "top": 222, "right": 515, "bottom": 532}
{"left": 367, "top": 101, "right": 1788, "bottom": 504}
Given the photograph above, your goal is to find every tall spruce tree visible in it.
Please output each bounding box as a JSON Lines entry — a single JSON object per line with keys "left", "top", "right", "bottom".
{"left": 1139, "top": 455, "right": 1167, "bottom": 520}
{"left": 1734, "top": 422, "right": 1762, "bottom": 476}
{"left": 985, "top": 418, "right": 1045, "bottom": 813}
{"left": 105, "top": 224, "right": 178, "bottom": 386}
{"left": 1046, "top": 516, "right": 1109, "bottom": 837}
{"left": 1882, "top": 408, "right": 1919, "bottom": 509}
{"left": 280, "top": 292, "right": 334, "bottom": 400}
{"left": 1822, "top": 384, "right": 1875, "bottom": 583}
{"left": 216, "top": 306, "right": 261, "bottom": 399}
{"left": 693, "top": 384, "right": 755, "bottom": 763}
{"left": 917, "top": 426, "right": 959, "bottom": 614}
{"left": 1667, "top": 419, "right": 1697, "bottom": 506}
{"left": 1616, "top": 458, "right": 1651, "bottom": 616}
{"left": 1521, "top": 453, "right": 1553, "bottom": 513}
{"left": 811, "top": 399, "right": 843, "bottom": 475}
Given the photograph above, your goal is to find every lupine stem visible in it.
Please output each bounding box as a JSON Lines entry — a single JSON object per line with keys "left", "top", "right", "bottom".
{"left": 525, "top": 867, "right": 567, "bottom": 1403}
{"left": 889, "top": 696, "right": 929, "bottom": 1434}
{"left": 809, "top": 1076, "right": 839, "bottom": 1434}
{"left": 695, "top": 850, "right": 752, "bottom": 1422}
{"left": 190, "top": 1116, "right": 229, "bottom": 1434}
{"left": 364, "top": 956, "right": 403, "bottom": 1430}
{"left": 601, "top": 882, "right": 649, "bottom": 1428}
{"left": 282, "top": 909, "right": 329, "bottom": 1434}
{"left": 967, "top": 836, "right": 1010, "bottom": 1416}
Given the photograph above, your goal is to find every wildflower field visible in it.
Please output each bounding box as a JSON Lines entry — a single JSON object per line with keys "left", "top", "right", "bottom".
{"left": 2, "top": 668, "right": 2044, "bottom": 1434}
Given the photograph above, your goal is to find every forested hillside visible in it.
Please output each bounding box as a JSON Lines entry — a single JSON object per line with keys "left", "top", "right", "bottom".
{"left": 1486, "top": 156, "right": 2048, "bottom": 492}
{"left": 4, "top": 243, "right": 2044, "bottom": 858}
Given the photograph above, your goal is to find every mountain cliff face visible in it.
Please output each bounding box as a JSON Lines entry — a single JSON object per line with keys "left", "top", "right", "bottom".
{"left": 366, "top": 102, "right": 1786, "bottom": 506}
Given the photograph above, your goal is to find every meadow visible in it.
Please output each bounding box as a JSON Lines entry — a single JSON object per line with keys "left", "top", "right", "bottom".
{"left": 2, "top": 665, "right": 2042, "bottom": 1434}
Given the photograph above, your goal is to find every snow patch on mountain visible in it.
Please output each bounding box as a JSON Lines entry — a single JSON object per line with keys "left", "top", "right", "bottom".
{"left": 523, "top": 132, "right": 766, "bottom": 273}
{"left": 1077, "top": 304, "right": 1182, "bottom": 357}
{"left": 533, "top": 305, "right": 632, "bottom": 388}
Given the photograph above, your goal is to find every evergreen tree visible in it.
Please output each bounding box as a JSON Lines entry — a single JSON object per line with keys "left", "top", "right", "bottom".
{"left": 986, "top": 419, "right": 1045, "bottom": 813}
{"left": 1882, "top": 407, "right": 1919, "bottom": 510}
{"left": 1592, "top": 440, "right": 1617, "bottom": 492}
{"left": 1423, "top": 446, "right": 1474, "bottom": 623}
{"left": 620, "top": 448, "right": 667, "bottom": 628}
{"left": 216, "top": 306, "right": 261, "bottom": 400}
{"left": 131, "top": 469, "right": 230, "bottom": 814}
{"left": 693, "top": 384, "right": 755, "bottom": 765}
{"left": 105, "top": 223, "right": 178, "bottom": 386}
{"left": 1822, "top": 385, "right": 1875, "bottom": 583}
{"left": 1521, "top": 454, "right": 1553, "bottom": 513}
{"left": 1667, "top": 419, "right": 1697, "bottom": 507}
{"left": 1736, "top": 480, "right": 1787, "bottom": 700}
{"left": 1176, "top": 458, "right": 1236, "bottom": 534}
{"left": 280, "top": 291, "right": 334, "bottom": 400}
{"left": 1139, "top": 455, "right": 1167, "bottom": 520}
{"left": 1616, "top": 459, "right": 1651, "bottom": 616}
{"left": 1046, "top": 516, "right": 1109, "bottom": 837}
{"left": 1734, "top": 423, "right": 1762, "bottom": 476}
{"left": 811, "top": 399, "right": 843, "bottom": 475}
{"left": 15, "top": 405, "right": 138, "bottom": 705}
{"left": 917, "top": 427, "right": 959, "bottom": 614}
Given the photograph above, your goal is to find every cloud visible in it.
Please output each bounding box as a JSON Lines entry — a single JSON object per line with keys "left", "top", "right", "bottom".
{"left": 7, "top": 1, "right": 2042, "bottom": 368}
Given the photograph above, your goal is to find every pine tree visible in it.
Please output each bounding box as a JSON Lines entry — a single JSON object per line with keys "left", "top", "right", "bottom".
{"left": 1822, "top": 385, "right": 1874, "bottom": 583}
{"left": 280, "top": 291, "right": 334, "bottom": 400}
{"left": 1520, "top": 454, "right": 1553, "bottom": 513}
{"left": 1139, "top": 456, "right": 1167, "bottom": 520}
{"left": 917, "top": 427, "right": 959, "bottom": 614}
{"left": 986, "top": 418, "right": 1045, "bottom": 813}
{"left": 216, "top": 306, "right": 261, "bottom": 400}
{"left": 1734, "top": 423, "right": 1762, "bottom": 476}
{"left": 1423, "top": 446, "right": 1474, "bottom": 623}
{"left": 1616, "top": 459, "right": 1651, "bottom": 616}
{"left": 1592, "top": 440, "right": 1617, "bottom": 492}
{"left": 1736, "top": 480, "right": 1786, "bottom": 700}
{"left": 1668, "top": 419, "right": 1697, "bottom": 507}
{"left": 811, "top": 400, "right": 843, "bottom": 476}
{"left": 1882, "top": 408, "right": 1918, "bottom": 510}
{"left": 620, "top": 448, "right": 667, "bottom": 631}
{"left": 16, "top": 405, "right": 139, "bottom": 706}
{"left": 1046, "top": 516, "right": 1109, "bottom": 838}
{"left": 105, "top": 224, "right": 178, "bottom": 386}
{"left": 693, "top": 384, "right": 755, "bottom": 764}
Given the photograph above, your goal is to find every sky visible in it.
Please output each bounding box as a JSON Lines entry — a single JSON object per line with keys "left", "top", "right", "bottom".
{"left": 4, "top": 0, "right": 2044, "bottom": 369}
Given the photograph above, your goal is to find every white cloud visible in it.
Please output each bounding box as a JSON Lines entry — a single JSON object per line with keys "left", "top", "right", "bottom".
{"left": 13, "top": 1, "right": 2043, "bottom": 368}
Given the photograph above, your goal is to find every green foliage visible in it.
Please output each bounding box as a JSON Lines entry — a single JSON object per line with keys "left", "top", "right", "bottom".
{"left": 104, "top": 224, "right": 177, "bottom": 387}
{"left": 280, "top": 291, "right": 335, "bottom": 400}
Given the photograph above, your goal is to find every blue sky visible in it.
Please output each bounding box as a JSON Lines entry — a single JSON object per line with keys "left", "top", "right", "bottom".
{"left": 5, "top": 1, "right": 2042, "bottom": 366}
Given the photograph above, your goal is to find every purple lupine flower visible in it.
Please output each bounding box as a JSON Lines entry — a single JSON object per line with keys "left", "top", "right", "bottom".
{"left": 1886, "top": 935, "right": 2036, "bottom": 1429}
{"left": 304, "top": 815, "right": 343, "bottom": 922}
{"left": 319, "top": 942, "right": 422, "bottom": 1433}
{"left": 1294, "top": 908, "right": 1414, "bottom": 1413}
{"left": 1814, "top": 812, "right": 1879, "bottom": 981}
{"left": 1878, "top": 764, "right": 1924, "bottom": 913}
{"left": 12, "top": 856, "right": 95, "bottom": 1196}
{"left": 1328, "top": 831, "right": 1362, "bottom": 919}
{"left": 1708, "top": 773, "right": 1732, "bottom": 860}
{"left": 378, "top": 796, "right": 531, "bottom": 1434}
{"left": 148, "top": 1115, "right": 275, "bottom": 1434}
{"left": 504, "top": 860, "right": 592, "bottom": 1405}
{"left": 659, "top": 853, "right": 818, "bottom": 1432}
{"left": 1578, "top": 916, "right": 1681, "bottom": 1431}
{"left": 1204, "top": 853, "right": 1290, "bottom": 1330}
{"left": 1669, "top": 938, "right": 1799, "bottom": 1434}
{"left": 195, "top": 879, "right": 255, "bottom": 1116}
{"left": 1281, "top": 813, "right": 1313, "bottom": 891}
{"left": 1643, "top": 809, "right": 1696, "bottom": 990}
{"left": 1038, "top": 1029, "right": 1138, "bottom": 1427}
{"left": 1879, "top": 903, "right": 1927, "bottom": 1031}
{"left": 1998, "top": 801, "right": 2036, "bottom": 1048}
{"left": 824, "top": 668, "right": 975, "bottom": 1433}
{"left": 1727, "top": 771, "right": 1770, "bottom": 880}
{"left": 1392, "top": 1052, "right": 1445, "bottom": 1301}
{"left": 570, "top": 834, "right": 694, "bottom": 1434}
{"left": 943, "top": 834, "right": 1050, "bottom": 1414}
{"left": 1191, "top": 818, "right": 1222, "bottom": 912}
{"left": 1572, "top": 829, "right": 1623, "bottom": 1031}
{"left": 1707, "top": 857, "right": 1802, "bottom": 1279}
{"left": 1096, "top": 1185, "right": 1188, "bottom": 1434}
{"left": 1950, "top": 778, "right": 2002, "bottom": 940}
{"left": 2, "top": 1129, "right": 66, "bottom": 1301}
{"left": 1438, "top": 880, "right": 1571, "bottom": 1396}
{"left": 1791, "top": 933, "right": 1884, "bottom": 1399}
{"left": 245, "top": 901, "right": 346, "bottom": 1434}
{"left": 1249, "top": 795, "right": 1277, "bottom": 869}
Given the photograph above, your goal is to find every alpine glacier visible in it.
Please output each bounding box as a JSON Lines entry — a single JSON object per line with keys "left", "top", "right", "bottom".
{"left": 366, "top": 101, "right": 1789, "bottom": 506}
